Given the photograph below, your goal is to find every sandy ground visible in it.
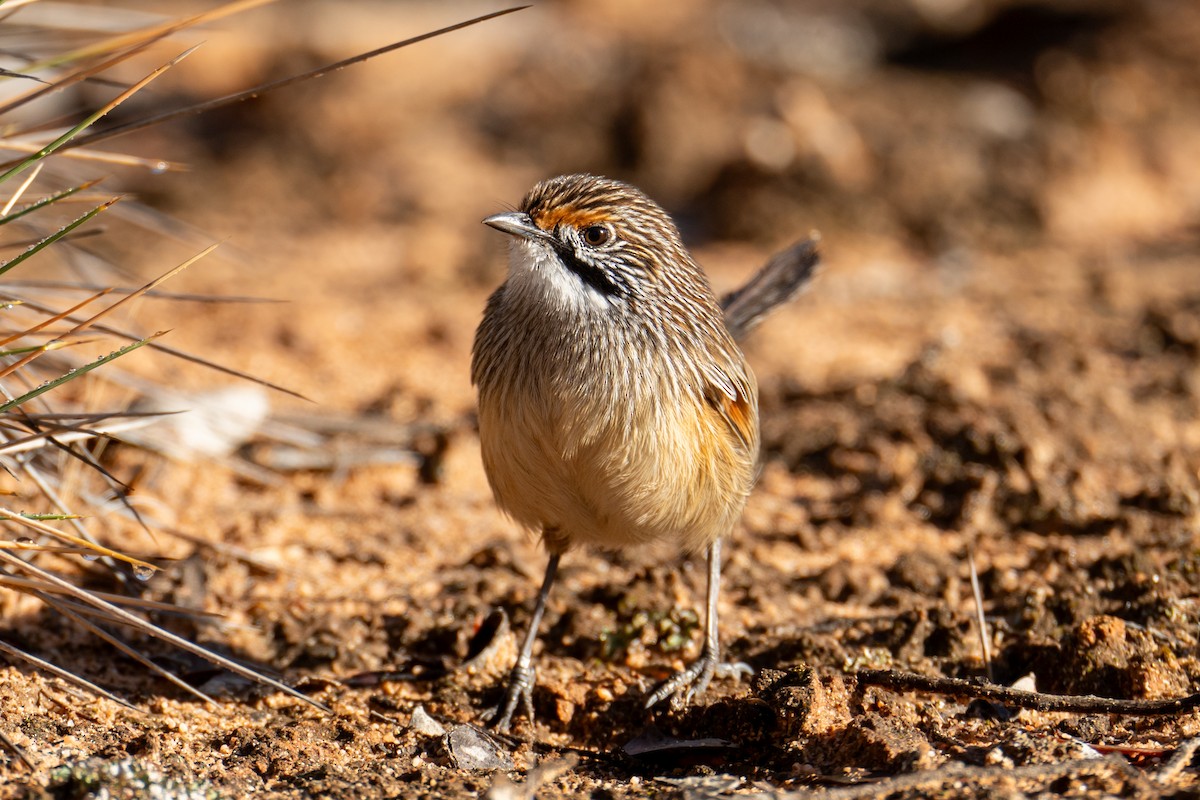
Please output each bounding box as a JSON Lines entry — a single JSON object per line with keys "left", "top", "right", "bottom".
{"left": 3, "top": 0, "right": 1200, "bottom": 797}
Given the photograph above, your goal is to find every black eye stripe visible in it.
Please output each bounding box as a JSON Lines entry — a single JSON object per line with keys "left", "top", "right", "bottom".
{"left": 550, "top": 240, "right": 623, "bottom": 297}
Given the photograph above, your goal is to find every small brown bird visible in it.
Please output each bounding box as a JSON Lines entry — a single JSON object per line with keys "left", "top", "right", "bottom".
{"left": 472, "top": 174, "right": 818, "bottom": 731}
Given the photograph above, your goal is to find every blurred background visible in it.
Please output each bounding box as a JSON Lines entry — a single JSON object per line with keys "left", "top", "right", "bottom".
{"left": 56, "top": 0, "right": 1200, "bottom": 407}
{"left": 2, "top": 0, "right": 1199, "bottom": 792}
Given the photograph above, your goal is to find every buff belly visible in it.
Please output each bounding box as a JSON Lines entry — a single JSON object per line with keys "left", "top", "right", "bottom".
{"left": 477, "top": 384, "right": 752, "bottom": 555}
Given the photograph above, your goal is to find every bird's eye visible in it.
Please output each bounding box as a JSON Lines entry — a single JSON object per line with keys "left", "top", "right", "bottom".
{"left": 582, "top": 225, "right": 611, "bottom": 246}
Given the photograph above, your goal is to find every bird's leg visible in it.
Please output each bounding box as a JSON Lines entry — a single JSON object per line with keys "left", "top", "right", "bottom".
{"left": 484, "top": 552, "right": 560, "bottom": 732}
{"left": 645, "top": 538, "right": 752, "bottom": 709}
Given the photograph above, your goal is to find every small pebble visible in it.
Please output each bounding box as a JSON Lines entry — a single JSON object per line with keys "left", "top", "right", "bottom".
{"left": 443, "top": 725, "right": 514, "bottom": 771}
{"left": 410, "top": 705, "right": 446, "bottom": 737}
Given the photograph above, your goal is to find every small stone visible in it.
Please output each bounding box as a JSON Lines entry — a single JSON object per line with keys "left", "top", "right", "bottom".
{"left": 555, "top": 697, "right": 575, "bottom": 723}
{"left": 444, "top": 725, "right": 514, "bottom": 771}
{"left": 410, "top": 705, "right": 446, "bottom": 737}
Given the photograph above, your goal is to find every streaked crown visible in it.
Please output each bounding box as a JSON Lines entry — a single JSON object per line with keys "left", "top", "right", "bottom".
{"left": 485, "top": 174, "right": 724, "bottom": 332}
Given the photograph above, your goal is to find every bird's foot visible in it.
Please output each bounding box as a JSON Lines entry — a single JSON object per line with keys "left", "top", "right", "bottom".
{"left": 645, "top": 654, "right": 754, "bottom": 710}
{"left": 481, "top": 660, "right": 537, "bottom": 733}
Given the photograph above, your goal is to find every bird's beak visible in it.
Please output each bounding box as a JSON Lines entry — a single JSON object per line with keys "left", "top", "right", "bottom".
{"left": 483, "top": 211, "right": 544, "bottom": 242}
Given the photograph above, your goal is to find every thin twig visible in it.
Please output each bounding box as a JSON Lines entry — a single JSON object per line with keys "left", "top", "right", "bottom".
{"left": 855, "top": 668, "right": 1200, "bottom": 716}
{"left": 770, "top": 756, "right": 1145, "bottom": 800}
{"left": 0, "top": 728, "right": 34, "bottom": 771}
{"left": 966, "top": 545, "right": 993, "bottom": 681}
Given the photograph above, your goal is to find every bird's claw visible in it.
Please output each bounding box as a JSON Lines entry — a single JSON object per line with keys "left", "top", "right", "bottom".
{"left": 645, "top": 656, "right": 754, "bottom": 710}
{"left": 482, "top": 661, "right": 536, "bottom": 733}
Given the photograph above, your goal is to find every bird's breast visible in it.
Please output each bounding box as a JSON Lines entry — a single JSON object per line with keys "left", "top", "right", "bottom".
{"left": 473, "top": 292, "right": 756, "bottom": 553}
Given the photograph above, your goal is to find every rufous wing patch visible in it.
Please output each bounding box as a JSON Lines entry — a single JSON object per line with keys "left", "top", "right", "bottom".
{"left": 705, "top": 380, "right": 755, "bottom": 451}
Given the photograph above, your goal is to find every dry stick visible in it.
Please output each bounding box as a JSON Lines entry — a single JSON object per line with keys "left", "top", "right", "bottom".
{"left": 0, "top": 727, "right": 33, "bottom": 771}
{"left": 854, "top": 668, "right": 1200, "bottom": 716}
{"left": 772, "top": 756, "right": 1149, "bottom": 800}
{"left": 966, "top": 545, "right": 993, "bottom": 682}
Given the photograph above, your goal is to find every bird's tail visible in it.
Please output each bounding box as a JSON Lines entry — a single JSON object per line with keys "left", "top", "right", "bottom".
{"left": 720, "top": 234, "right": 822, "bottom": 342}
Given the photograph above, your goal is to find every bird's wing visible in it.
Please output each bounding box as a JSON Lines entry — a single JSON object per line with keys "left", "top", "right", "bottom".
{"left": 702, "top": 364, "right": 757, "bottom": 452}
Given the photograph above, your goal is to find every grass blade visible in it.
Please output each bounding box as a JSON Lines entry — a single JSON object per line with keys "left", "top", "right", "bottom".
{"left": 0, "top": 637, "right": 141, "bottom": 713}
{"left": 2, "top": 281, "right": 278, "bottom": 304}
{"left": 0, "top": 550, "right": 331, "bottom": 712}
{"left": 0, "top": 415, "right": 160, "bottom": 457}
{"left": 41, "top": 597, "right": 217, "bottom": 705}
{"left": 0, "top": 294, "right": 309, "bottom": 401}
{"left": 56, "top": 6, "right": 529, "bottom": 152}
{"left": 0, "top": 179, "right": 104, "bottom": 228}
{"left": 0, "top": 575, "right": 224, "bottom": 618}
{"left": 0, "top": 242, "right": 216, "bottom": 381}
{"left": 0, "top": 332, "right": 164, "bottom": 412}
{"left": 0, "top": 289, "right": 113, "bottom": 348}
{"left": 0, "top": 30, "right": 168, "bottom": 119}
{"left": 1, "top": 161, "right": 42, "bottom": 216}
{"left": 0, "top": 198, "right": 119, "bottom": 280}
{"left": 0, "top": 506, "right": 158, "bottom": 573}
{"left": 0, "top": 341, "right": 79, "bottom": 357}
{"left": 22, "top": 0, "right": 275, "bottom": 73}
{"left": 0, "top": 46, "right": 195, "bottom": 184}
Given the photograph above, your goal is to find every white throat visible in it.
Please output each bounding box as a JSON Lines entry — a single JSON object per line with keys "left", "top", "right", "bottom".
{"left": 505, "top": 238, "right": 614, "bottom": 314}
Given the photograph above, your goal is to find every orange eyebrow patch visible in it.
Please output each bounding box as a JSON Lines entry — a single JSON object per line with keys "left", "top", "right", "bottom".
{"left": 532, "top": 205, "right": 614, "bottom": 231}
